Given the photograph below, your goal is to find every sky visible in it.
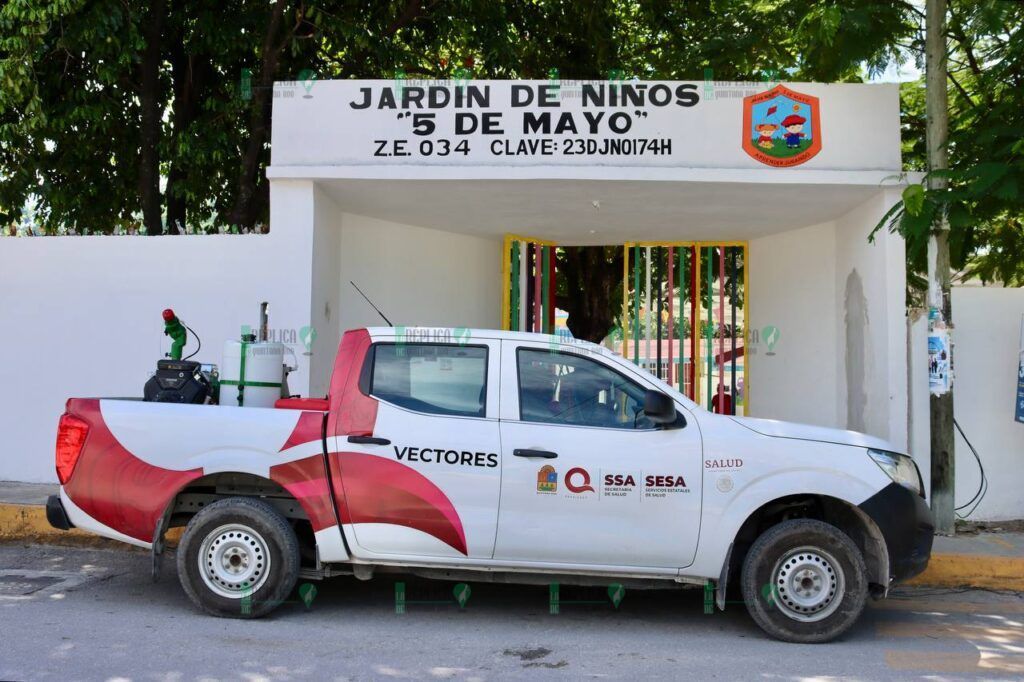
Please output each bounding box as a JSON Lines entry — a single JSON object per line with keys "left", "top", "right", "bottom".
{"left": 872, "top": 59, "right": 923, "bottom": 83}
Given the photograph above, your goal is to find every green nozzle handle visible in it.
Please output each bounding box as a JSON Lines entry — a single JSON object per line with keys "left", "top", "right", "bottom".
{"left": 162, "top": 308, "right": 188, "bottom": 360}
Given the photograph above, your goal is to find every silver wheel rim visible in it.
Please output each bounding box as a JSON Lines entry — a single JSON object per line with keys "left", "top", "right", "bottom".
{"left": 771, "top": 546, "right": 845, "bottom": 622}
{"left": 197, "top": 523, "right": 271, "bottom": 599}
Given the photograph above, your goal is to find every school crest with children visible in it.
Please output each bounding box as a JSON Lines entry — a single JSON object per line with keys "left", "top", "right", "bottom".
{"left": 742, "top": 84, "right": 821, "bottom": 167}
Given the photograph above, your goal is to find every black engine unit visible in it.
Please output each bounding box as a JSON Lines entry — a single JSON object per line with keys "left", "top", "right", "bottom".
{"left": 144, "top": 359, "right": 212, "bottom": 404}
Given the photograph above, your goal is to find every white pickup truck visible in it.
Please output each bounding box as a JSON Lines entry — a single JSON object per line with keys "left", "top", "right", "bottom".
{"left": 47, "top": 327, "right": 932, "bottom": 642}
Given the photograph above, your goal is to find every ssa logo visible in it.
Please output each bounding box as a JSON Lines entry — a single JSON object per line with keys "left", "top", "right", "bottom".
{"left": 742, "top": 84, "right": 821, "bottom": 168}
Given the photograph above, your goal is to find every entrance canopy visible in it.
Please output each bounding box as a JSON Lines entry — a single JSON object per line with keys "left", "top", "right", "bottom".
{"left": 266, "top": 79, "right": 910, "bottom": 450}
{"left": 268, "top": 79, "right": 904, "bottom": 244}
{"left": 294, "top": 176, "right": 883, "bottom": 244}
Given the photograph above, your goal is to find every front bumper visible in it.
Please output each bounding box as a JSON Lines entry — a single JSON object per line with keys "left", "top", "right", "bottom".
{"left": 46, "top": 494, "right": 74, "bottom": 531}
{"left": 858, "top": 482, "right": 934, "bottom": 583}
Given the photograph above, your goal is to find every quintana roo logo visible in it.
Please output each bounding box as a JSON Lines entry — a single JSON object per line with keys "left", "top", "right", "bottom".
{"left": 743, "top": 84, "right": 821, "bottom": 168}
{"left": 537, "top": 464, "right": 558, "bottom": 493}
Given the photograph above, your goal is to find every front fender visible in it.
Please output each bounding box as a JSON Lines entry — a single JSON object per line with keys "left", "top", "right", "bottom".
{"left": 688, "top": 466, "right": 885, "bottom": 580}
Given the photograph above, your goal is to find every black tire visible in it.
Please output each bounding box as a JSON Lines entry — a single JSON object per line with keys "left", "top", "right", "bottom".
{"left": 176, "top": 497, "right": 300, "bottom": 618}
{"left": 740, "top": 519, "right": 868, "bottom": 643}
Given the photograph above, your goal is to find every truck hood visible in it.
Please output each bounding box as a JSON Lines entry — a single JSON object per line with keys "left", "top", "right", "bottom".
{"left": 729, "top": 416, "right": 900, "bottom": 452}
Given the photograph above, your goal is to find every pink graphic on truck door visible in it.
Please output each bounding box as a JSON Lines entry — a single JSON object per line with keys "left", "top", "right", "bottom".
{"left": 330, "top": 451, "right": 468, "bottom": 555}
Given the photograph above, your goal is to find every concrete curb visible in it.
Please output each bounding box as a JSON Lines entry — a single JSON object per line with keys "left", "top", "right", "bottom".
{"left": 3, "top": 502, "right": 1023, "bottom": 590}
{"left": 0, "top": 503, "right": 178, "bottom": 550}
{"left": 0, "top": 502, "right": 116, "bottom": 547}
{"left": 907, "top": 553, "right": 1024, "bottom": 591}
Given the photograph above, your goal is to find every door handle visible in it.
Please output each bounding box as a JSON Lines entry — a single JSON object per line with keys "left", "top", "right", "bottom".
{"left": 348, "top": 435, "right": 391, "bottom": 446}
{"left": 513, "top": 448, "right": 558, "bottom": 459}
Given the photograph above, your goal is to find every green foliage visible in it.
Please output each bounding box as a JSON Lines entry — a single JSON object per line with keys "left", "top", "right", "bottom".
{"left": 0, "top": 0, "right": 921, "bottom": 235}
{"left": 902, "top": 184, "right": 926, "bottom": 216}
{"left": 876, "top": 0, "right": 1024, "bottom": 288}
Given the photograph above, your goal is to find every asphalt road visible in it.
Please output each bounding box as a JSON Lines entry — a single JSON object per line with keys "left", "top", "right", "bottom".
{"left": 1, "top": 544, "right": 1023, "bottom": 681}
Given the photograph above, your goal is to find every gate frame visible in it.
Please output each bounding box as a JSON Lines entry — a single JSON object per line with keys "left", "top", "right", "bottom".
{"left": 502, "top": 235, "right": 750, "bottom": 412}
{"left": 622, "top": 241, "right": 749, "bottom": 411}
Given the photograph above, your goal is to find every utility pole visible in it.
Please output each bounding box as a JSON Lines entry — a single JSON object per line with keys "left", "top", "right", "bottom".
{"left": 926, "top": 0, "right": 956, "bottom": 535}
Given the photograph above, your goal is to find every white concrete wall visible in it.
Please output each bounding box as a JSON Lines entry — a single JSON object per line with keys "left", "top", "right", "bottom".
{"left": 834, "top": 188, "right": 908, "bottom": 448}
{"left": 908, "top": 287, "right": 1024, "bottom": 520}
{"left": 0, "top": 177, "right": 501, "bottom": 484}
{"left": 748, "top": 220, "right": 839, "bottom": 426}
{"left": 0, "top": 207, "right": 316, "bottom": 482}
{"left": 747, "top": 189, "right": 908, "bottom": 451}
{"left": 0, "top": 176, "right": 935, "bottom": 494}
{"left": 302, "top": 184, "right": 503, "bottom": 395}
{"left": 949, "top": 287, "right": 1024, "bottom": 520}
{"left": 308, "top": 183, "right": 343, "bottom": 396}
{"left": 332, "top": 210, "right": 502, "bottom": 333}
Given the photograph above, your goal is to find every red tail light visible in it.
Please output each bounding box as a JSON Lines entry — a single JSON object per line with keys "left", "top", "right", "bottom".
{"left": 56, "top": 414, "right": 90, "bottom": 484}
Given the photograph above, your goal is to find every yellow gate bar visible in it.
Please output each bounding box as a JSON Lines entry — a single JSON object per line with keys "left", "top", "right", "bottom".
{"left": 501, "top": 234, "right": 513, "bottom": 331}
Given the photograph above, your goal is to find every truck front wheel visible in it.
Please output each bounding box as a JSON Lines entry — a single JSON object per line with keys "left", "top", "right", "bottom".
{"left": 740, "top": 519, "right": 868, "bottom": 643}
{"left": 176, "top": 497, "right": 300, "bottom": 618}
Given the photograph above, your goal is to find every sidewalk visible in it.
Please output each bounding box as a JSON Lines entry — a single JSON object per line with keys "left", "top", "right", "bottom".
{"left": 0, "top": 481, "right": 105, "bottom": 546}
{"left": 908, "top": 531, "right": 1024, "bottom": 591}
{"left": 1, "top": 481, "right": 1022, "bottom": 589}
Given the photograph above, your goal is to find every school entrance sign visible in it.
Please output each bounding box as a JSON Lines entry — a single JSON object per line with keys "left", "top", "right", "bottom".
{"left": 742, "top": 84, "right": 822, "bottom": 168}
{"left": 269, "top": 80, "right": 897, "bottom": 172}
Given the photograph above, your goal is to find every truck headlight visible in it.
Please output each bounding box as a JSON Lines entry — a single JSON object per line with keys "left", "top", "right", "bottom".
{"left": 868, "top": 449, "right": 922, "bottom": 496}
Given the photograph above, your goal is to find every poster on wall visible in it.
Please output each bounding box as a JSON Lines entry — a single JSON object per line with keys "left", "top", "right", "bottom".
{"left": 928, "top": 324, "right": 952, "bottom": 395}
{"left": 1016, "top": 315, "right": 1024, "bottom": 424}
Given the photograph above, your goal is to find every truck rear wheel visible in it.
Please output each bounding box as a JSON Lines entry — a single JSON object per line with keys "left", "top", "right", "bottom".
{"left": 740, "top": 519, "right": 868, "bottom": 643}
{"left": 176, "top": 497, "right": 300, "bottom": 618}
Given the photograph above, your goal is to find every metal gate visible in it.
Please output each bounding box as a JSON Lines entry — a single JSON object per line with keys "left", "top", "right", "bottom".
{"left": 502, "top": 236, "right": 748, "bottom": 415}
{"left": 501, "top": 234, "right": 558, "bottom": 334}
{"left": 621, "top": 242, "right": 747, "bottom": 415}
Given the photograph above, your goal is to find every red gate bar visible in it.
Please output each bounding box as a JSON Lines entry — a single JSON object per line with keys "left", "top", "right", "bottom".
{"left": 667, "top": 246, "right": 674, "bottom": 387}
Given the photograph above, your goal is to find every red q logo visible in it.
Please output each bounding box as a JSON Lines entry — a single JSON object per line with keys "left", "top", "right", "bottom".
{"left": 565, "top": 467, "right": 595, "bottom": 493}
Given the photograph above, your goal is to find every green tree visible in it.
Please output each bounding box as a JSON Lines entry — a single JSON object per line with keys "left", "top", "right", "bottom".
{"left": 0, "top": 1, "right": 449, "bottom": 234}
{"left": 5, "top": 0, "right": 981, "bottom": 343}
{"left": 875, "top": 0, "right": 1024, "bottom": 292}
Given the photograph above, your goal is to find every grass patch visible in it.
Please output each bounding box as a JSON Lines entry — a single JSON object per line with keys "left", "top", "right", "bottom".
{"left": 750, "top": 138, "right": 813, "bottom": 158}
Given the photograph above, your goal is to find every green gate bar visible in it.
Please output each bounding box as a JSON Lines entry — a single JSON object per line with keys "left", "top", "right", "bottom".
{"left": 633, "top": 245, "right": 641, "bottom": 363}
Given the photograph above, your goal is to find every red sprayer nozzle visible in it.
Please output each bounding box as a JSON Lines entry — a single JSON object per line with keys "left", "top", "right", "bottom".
{"left": 162, "top": 309, "right": 176, "bottom": 323}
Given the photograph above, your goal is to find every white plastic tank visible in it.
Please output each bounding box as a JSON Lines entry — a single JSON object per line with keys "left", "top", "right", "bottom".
{"left": 221, "top": 340, "right": 286, "bottom": 408}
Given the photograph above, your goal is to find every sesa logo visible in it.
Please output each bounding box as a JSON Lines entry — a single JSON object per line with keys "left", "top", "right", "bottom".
{"left": 645, "top": 475, "right": 687, "bottom": 488}
{"left": 643, "top": 473, "right": 689, "bottom": 499}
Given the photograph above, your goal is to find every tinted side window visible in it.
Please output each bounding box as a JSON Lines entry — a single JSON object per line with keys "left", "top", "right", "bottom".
{"left": 517, "top": 349, "right": 655, "bottom": 429}
{"left": 371, "top": 344, "right": 487, "bottom": 418}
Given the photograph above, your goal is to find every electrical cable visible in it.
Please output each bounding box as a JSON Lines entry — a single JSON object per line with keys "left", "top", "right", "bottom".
{"left": 182, "top": 323, "right": 202, "bottom": 361}
{"left": 953, "top": 417, "right": 988, "bottom": 520}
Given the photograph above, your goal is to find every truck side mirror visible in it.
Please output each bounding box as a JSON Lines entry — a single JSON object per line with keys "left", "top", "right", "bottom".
{"left": 643, "top": 389, "right": 678, "bottom": 426}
